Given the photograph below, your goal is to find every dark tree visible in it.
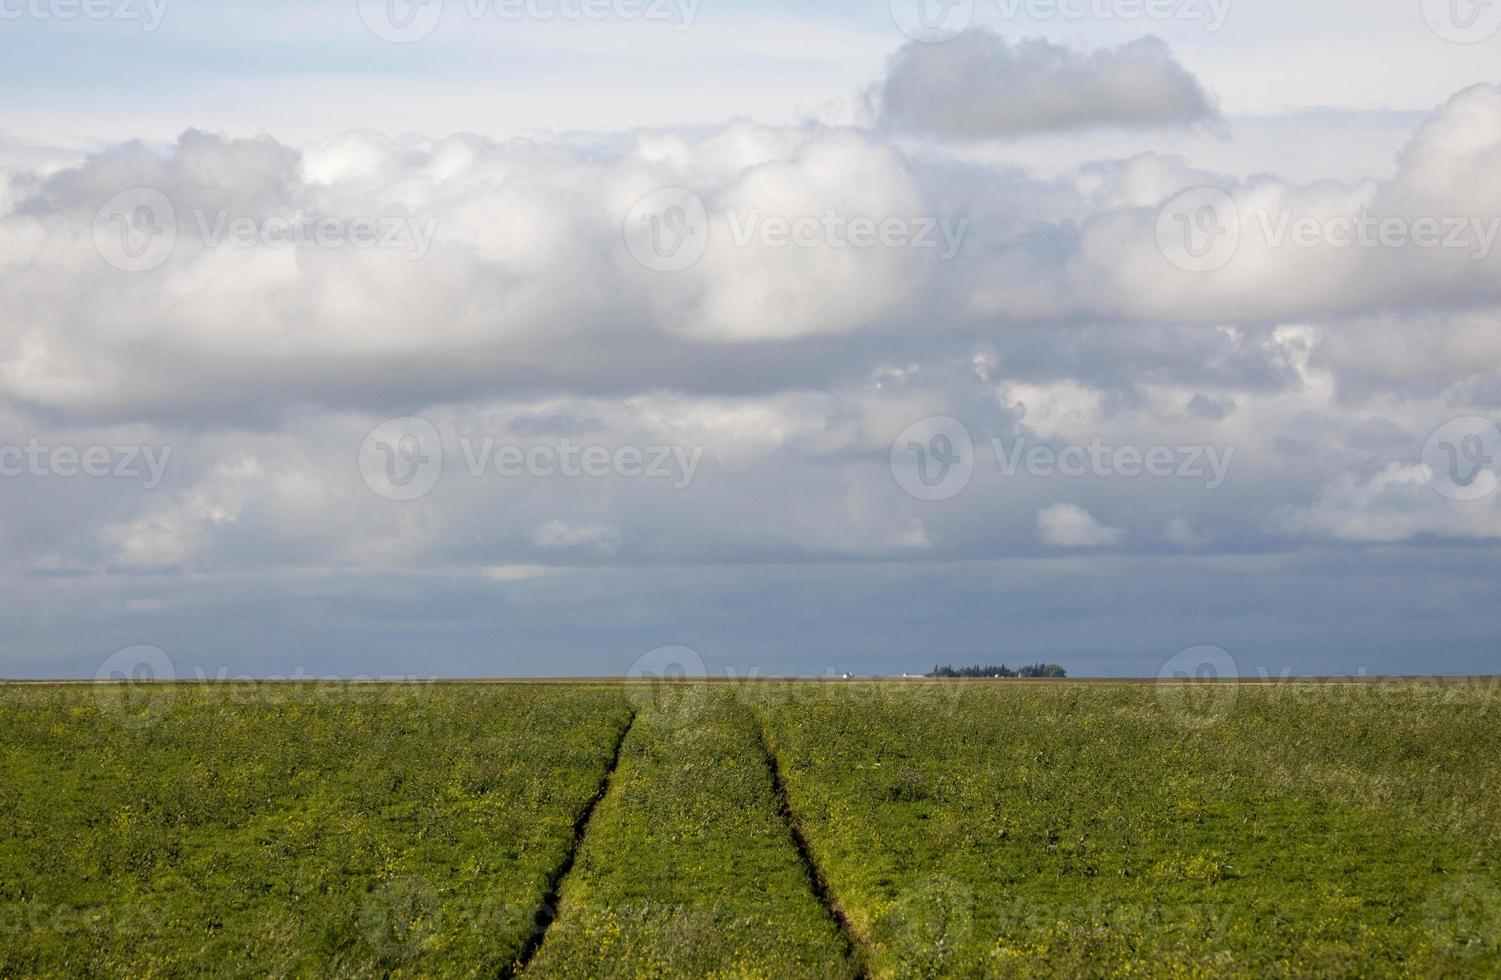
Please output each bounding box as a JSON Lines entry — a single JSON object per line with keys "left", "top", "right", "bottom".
{"left": 927, "top": 663, "right": 1067, "bottom": 679}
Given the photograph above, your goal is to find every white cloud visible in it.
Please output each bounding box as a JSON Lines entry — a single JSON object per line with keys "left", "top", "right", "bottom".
{"left": 100, "top": 457, "right": 263, "bottom": 569}
{"left": 480, "top": 564, "right": 564, "bottom": 582}
{"left": 1164, "top": 516, "right": 1209, "bottom": 550}
{"left": 8, "top": 84, "right": 1501, "bottom": 426}
{"left": 1037, "top": 503, "right": 1125, "bottom": 548}
{"left": 1050, "top": 85, "right": 1501, "bottom": 328}
{"left": 893, "top": 517, "right": 932, "bottom": 550}
{"left": 1278, "top": 464, "right": 1501, "bottom": 544}
{"left": 531, "top": 520, "right": 621, "bottom": 553}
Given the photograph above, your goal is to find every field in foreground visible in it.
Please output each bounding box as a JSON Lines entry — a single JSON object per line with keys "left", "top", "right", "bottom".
{"left": 2, "top": 680, "right": 1499, "bottom": 977}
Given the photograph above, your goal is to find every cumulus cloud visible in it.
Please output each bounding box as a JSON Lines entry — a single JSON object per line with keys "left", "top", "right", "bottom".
{"left": 874, "top": 32, "right": 1217, "bottom": 139}
{"left": 0, "top": 124, "right": 978, "bottom": 424}
{"left": 1052, "top": 85, "right": 1501, "bottom": 329}
{"left": 8, "top": 84, "right": 1501, "bottom": 428}
{"left": 5, "top": 68, "right": 1501, "bottom": 675}
{"left": 1278, "top": 464, "right": 1501, "bottom": 543}
{"left": 1037, "top": 503, "right": 1125, "bottom": 548}
{"left": 1312, "top": 309, "right": 1501, "bottom": 405}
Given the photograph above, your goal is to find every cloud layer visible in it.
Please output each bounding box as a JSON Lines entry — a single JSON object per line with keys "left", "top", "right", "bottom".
{"left": 2, "top": 34, "right": 1500, "bottom": 676}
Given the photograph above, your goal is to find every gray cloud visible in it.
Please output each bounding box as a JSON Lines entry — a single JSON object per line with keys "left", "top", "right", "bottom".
{"left": 874, "top": 32, "right": 1218, "bottom": 139}
{"left": 5, "top": 73, "right": 1501, "bottom": 676}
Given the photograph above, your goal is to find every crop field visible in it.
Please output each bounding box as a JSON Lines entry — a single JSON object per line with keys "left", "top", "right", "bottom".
{"left": 2, "top": 680, "right": 1500, "bottom": 978}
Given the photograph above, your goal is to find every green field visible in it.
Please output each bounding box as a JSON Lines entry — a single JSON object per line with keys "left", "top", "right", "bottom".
{"left": 2, "top": 680, "right": 1499, "bottom": 977}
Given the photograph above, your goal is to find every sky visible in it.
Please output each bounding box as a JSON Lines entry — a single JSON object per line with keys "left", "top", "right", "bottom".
{"left": 2, "top": 0, "right": 1500, "bottom": 680}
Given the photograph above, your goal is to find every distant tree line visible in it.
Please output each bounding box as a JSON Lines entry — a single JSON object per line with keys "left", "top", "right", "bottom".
{"left": 926, "top": 664, "right": 1068, "bottom": 679}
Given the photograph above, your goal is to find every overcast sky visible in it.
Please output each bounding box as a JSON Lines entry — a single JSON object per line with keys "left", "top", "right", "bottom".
{"left": 2, "top": 0, "right": 1500, "bottom": 679}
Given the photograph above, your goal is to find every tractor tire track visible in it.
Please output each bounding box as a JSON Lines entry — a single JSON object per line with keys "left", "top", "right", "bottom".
{"left": 750, "top": 710, "right": 871, "bottom": 980}
{"left": 505, "top": 707, "right": 637, "bottom": 978}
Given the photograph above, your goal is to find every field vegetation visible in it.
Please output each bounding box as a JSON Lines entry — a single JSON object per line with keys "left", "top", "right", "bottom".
{"left": 526, "top": 689, "right": 854, "bottom": 977}
{"left": 3, "top": 679, "right": 1499, "bottom": 977}
{"left": 749, "top": 680, "right": 1501, "bottom": 977}
{"left": 0, "top": 683, "right": 633, "bottom": 977}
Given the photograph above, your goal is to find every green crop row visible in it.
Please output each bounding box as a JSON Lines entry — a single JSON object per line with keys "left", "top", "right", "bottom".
{"left": 747, "top": 681, "right": 1501, "bottom": 978}
{"left": 0, "top": 684, "right": 634, "bottom": 978}
{"left": 4, "top": 680, "right": 1500, "bottom": 978}
{"left": 526, "top": 688, "right": 855, "bottom": 978}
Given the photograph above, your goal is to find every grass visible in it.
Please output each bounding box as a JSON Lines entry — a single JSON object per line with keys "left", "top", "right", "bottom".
{"left": 3, "top": 679, "right": 1500, "bottom": 977}
{"left": 0, "top": 683, "right": 633, "bottom": 977}
{"left": 748, "top": 680, "right": 1501, "bottom": 977}
{"left": 525, "top": 687, "right": 855, "bottom": 978}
